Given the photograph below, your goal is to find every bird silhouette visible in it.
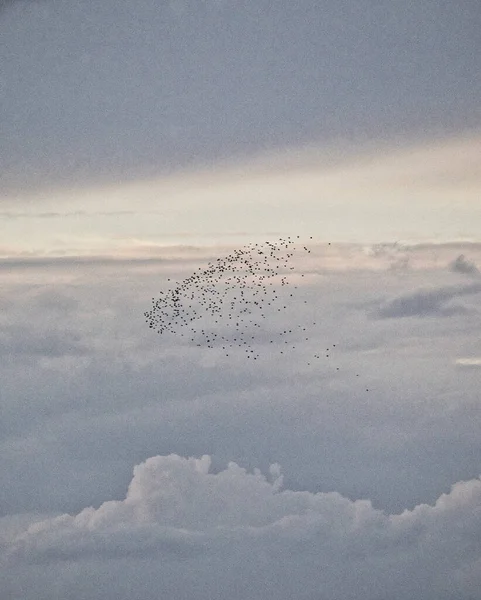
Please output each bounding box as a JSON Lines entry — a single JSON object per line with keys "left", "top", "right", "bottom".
{"left": 144, "top": 237, "right": 367, "bottom": 389}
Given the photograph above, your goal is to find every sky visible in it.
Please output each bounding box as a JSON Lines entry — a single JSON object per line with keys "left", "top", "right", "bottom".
{"left": 1, "top": 2, "right": 481, "bottom": 599}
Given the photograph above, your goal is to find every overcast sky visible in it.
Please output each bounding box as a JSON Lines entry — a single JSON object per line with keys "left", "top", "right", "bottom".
{"left": 1, "top": 0, "right": 480, "bottom": 194}
{"left": 1, "top": 2, "right": 481, "bottom": 599}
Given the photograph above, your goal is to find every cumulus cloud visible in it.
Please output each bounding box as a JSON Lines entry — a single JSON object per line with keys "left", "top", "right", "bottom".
{"left": 449, "top": 254, "right": 480, "bottom": 277}
{"left": 2, "top": 454, "right": 481, "bottom": 600}
{"left": 372, "top": 282, "right": 481, "bottom": 319}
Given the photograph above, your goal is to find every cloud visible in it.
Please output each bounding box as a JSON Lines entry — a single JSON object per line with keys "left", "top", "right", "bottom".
{"left": 0, "top": 255, "right": 170, "bottom": 269}
{"left": 2, "top": 242, "right": 481, "bottom": 600}
{"left": 0, "top": 0, "right": 23, "bottom": 14}
{"left": 0, "top": 324, "right": 90, "bottom": 359}
{"left": 0, "top": 210, "right": 141, "bottom": 220}
{"left": 455, "top": 357, "right": 481, "bottom": 368}
{"left": 372, "top": 282, "right": 481, "bottom": 319}
{"left": 2, "top": 454, "right": 481, "bottom": 600}
{"left": 449, "top": 254, "right": 480, "bottom": 277}
{"left": 364, "top": 242, "right": 410, "bottom": 271}
{"left": 1, "top": 243, "right": 481, "bottom": 517}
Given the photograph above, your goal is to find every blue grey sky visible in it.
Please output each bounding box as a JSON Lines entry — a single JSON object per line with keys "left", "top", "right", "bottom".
{"left": 2, "top": 0, "right": 480, "bottom": 193}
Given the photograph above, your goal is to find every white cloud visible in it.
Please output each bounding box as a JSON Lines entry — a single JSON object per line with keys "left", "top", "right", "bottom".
{"left": 455, "top": 357, "right": 481, "bottom": 368}
{"left": 2, "top": 454, "right": 481, "bottom": 600}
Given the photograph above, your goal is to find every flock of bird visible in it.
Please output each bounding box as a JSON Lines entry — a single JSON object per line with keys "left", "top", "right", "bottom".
{"left": 144, "top": 236, "right": 368, "bottom": 389}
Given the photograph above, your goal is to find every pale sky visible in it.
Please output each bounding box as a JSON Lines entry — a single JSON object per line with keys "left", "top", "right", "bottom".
{"left": 1, "top": 133, "right": 481, "bottom": 255}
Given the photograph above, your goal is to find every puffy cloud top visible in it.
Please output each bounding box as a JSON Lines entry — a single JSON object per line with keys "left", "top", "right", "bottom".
{"left": 2, "top": 454, "right": 481, "bottom": 600}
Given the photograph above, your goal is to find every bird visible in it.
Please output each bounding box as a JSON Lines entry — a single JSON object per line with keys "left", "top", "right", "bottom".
{"left": 144, "top": 236, "right": 366, "bottom": 388}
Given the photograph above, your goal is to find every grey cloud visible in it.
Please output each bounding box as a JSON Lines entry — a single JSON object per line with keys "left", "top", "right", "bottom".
{"left": 409, "top": 242, "right": 481, "bottom": 251}
{"left": 0, "top": 324, "right": 90, "bottom": 359}
{"left": 0, "top": 210, "right": 140, "bottom": 219}
{"left": 0, "top": 256, "right": 169, "bottom": 270}
{"left": 0, "top": 247, "right": 221, "bottom": 269}
{"left": 7, "top": 522, "right": 204, "bottom": 564}
{"left": 2, "top": 228, "right": 481, "bottom": 600}
{"left": 372, "top": 282, "right": 481, "bottom": 319}
{"left": 31, "top": 288, "right": 79, "bottom": 313}
{"left": 0, "top": 0, "right": 30, "bottom": 14}
{"left": 2, "top": 250, "right": 481, "bottom": 523}
{"left": 449, "top": 254, "right": 480, "bottom": 277}
{"left": 2, "top": 454, "right": 481, "bottom": 600}
{"left": 366, "top": 242, "right": 410, "bottom": 271}
{"left": 367, "top": 242, "right": 407, "bottom": 258}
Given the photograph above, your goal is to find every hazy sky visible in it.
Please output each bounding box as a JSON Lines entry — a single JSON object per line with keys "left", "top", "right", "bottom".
{"left": 1, "top": 2, "right": 481, "bottom": 599}
{"left": 1, "top": 0, "right": 480, "bottom": 193}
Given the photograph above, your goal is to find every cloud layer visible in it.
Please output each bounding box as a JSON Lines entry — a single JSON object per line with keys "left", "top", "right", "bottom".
{"left": 1, "top": 241, "right": 481, "bottom": 599}
{"left": 372, "top": 282, "right": 481, "bottom": 319}
{"left": 2, "top": 454, "right": 481, "bottom": 600}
